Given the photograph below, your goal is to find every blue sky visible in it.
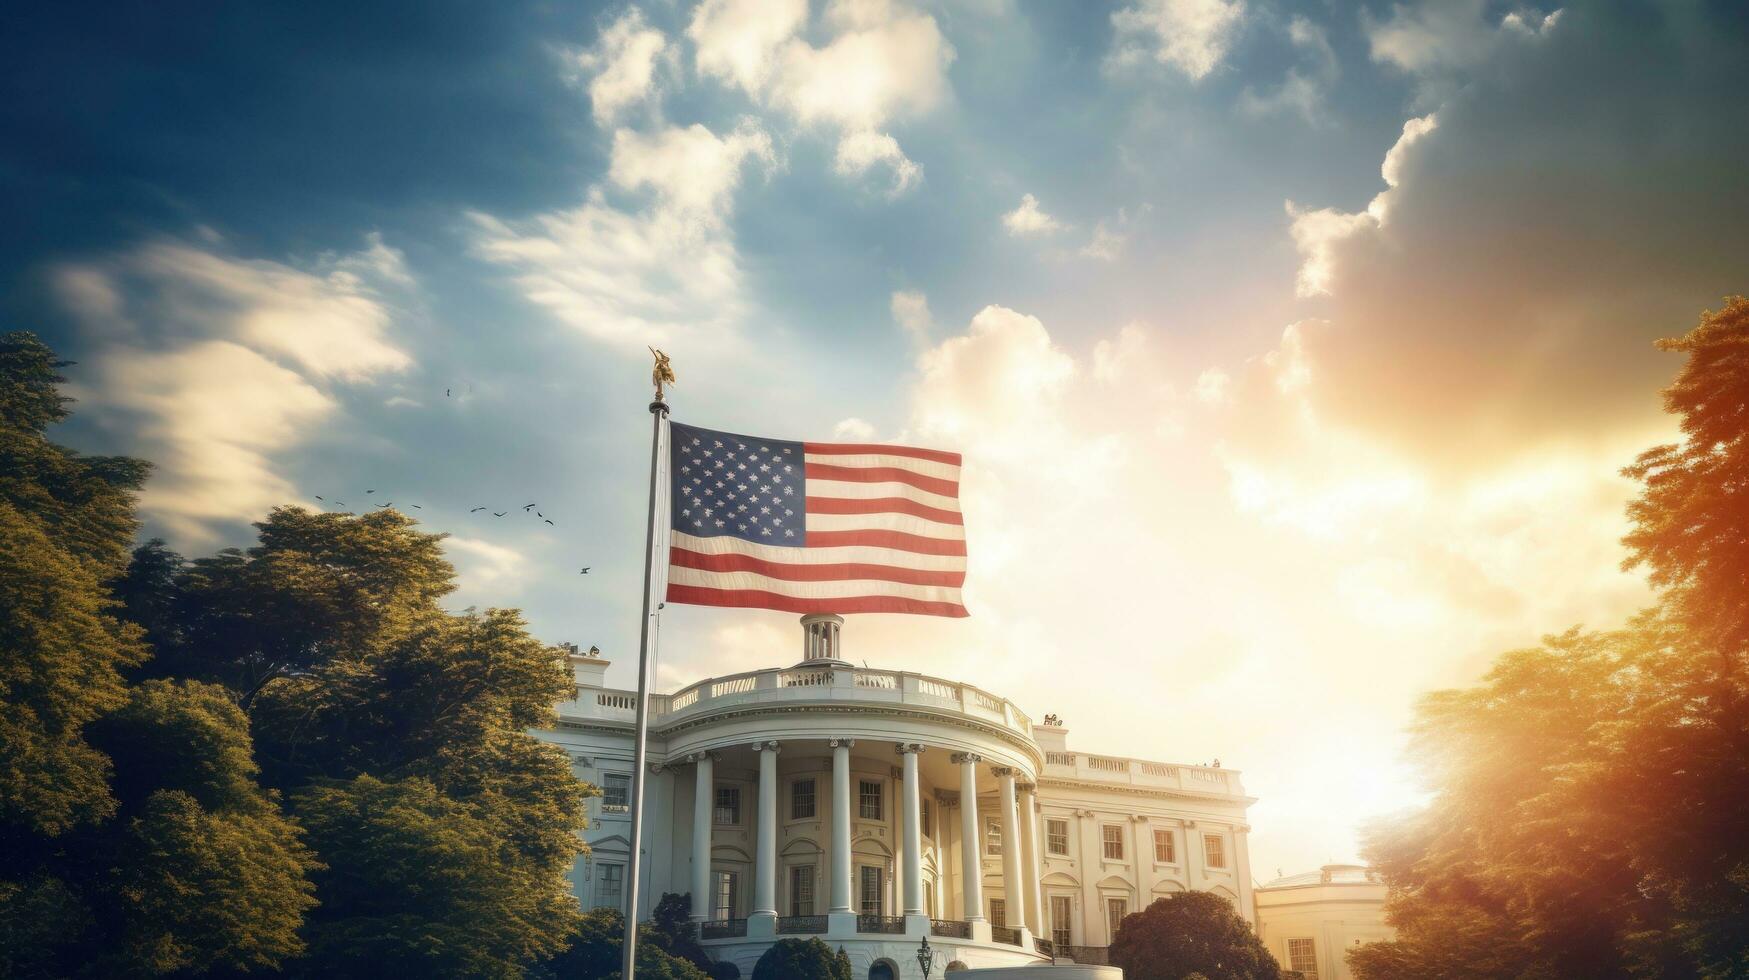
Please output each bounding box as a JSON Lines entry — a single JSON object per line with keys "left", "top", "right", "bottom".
{"left": 5, "top": 0, "right": 1746, "bottom": 876}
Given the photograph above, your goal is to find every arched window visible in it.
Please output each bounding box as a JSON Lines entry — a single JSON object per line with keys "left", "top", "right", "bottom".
{"left": 868, "top": 960, "right": 896, "bottom": 980}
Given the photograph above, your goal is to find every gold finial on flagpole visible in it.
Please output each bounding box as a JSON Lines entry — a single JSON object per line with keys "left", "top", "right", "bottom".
{"left": 649, "top": 347, "right": 676, "bottom": 402}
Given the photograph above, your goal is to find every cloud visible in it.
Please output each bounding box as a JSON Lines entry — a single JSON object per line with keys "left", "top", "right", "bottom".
{"left": 1109, "top": 0, "right": 1247, "bottom": 81}
{"left": 445, "top": 535, "right": 529, "bottom": 588}
{"left": 688, "top": 0, "right": 952, "bottom": 196}
{"left": 832, "top": 417, "right": 878, "bottom": 441}
{"left": 1281, "top": 1, "right": 1749, "bottom": 463}
{"left": 1002, "top": 193, "right": 1064, "bottom": 237}
{"left": 1239, "top": 17, "right": 1339, "bottom": 123}
{"left": 890, "top": 289, "right": 932, "bottom": 344}
{"left": 470, "top": 119, "right": 773, "bottom": 349}
{"left": 1078, "top": 221, "right": 1126, "bottom": 261}
{"left": 54, "top": 237, "right": 414, "bottom": 544}
{"left": 911, "top": 305, "right": 1076, "bottom": 459}
{"left": 575, "top": 8, "right": 673, "bottom": 125}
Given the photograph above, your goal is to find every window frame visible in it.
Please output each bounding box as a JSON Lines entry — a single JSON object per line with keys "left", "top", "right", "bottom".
{"left": 1046, "top": 818, "right": 1070, "bottom": 856}
{"left": 1286, "top": 936, "right": 1319, "bottom": 979}
{"left": 789, "top": 864, "right": 815, "bottom": 917}
{"left": 1106, "top": 897, "right": 1128, "bottom": 940}
{"left": 1153, "top": 827, "right": 1176, "bottom": 863}
{"left": 858, "top": 779, "right": 883, "bottom": 821}
{"left": 858, "top": 865, "right": 884, "bottom": 916}
{"left": 600, "top": 772, "right": 631, "bottom": 813}
{"left": 1101, "top": 823, "right": 1124, "bottom": 860}
{"left": 989, "top": 898, "right": 1006, "bottom": 928}
{"left": 714, "top": 785, "right": 741, "bottom": 826}
{"left": 1050, "top": 895, "right": 1073, "bottom": 948}
{"left": 986, "top": 819, "right": 1004, "bottom": 856}
{"left": 712, "top": 869, "right": 738, "bottom": 921}
{"left": 595, "top": 862, "right": 625, "bottom": 910}
{"left": 1204, "top": 833, "right": 1227, "bottom": 869}
{"left": 791, "top": 778, "right": 816, "bottom": 820}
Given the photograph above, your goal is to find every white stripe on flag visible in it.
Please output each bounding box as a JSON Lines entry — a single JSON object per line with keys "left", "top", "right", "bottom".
{"left": 669, "top": 565, "right": 964, "bottom": 603}
{"left": 806, "top": 479, "right": 960, "bottom": 511}
{"left": 671, "top": 531, "right": 967, "bottom": 571}
{"left": 803, "top": 511, "right": 966, "bottom": 540}
{"left": 803, "top": 452, "right": 961, "bottom": 480}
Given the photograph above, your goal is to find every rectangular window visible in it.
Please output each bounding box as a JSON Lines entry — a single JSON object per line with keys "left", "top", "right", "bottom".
{"left": 1153, "top": 828, "right": 1176, "bottom": 863}
{"left": 986, "top": 819, "right": 1003, "bottom": 856}
{"left": 1051, "top": 896, "right": 1073, "bottom": 948}
{"left": 859, "top": 866, "right": 883, "bottom": 916}
{"left": 789, "top": 865, "right": 814, "bottom": 916}
{"left": 712, "top": 870, "right": 737, "bottom": 920}
{"left": 1102, "top": 824, "right": 1124, "bottom": 860}
{"left": 601, "top": 773, "right": 630, "bottom": 813}
{"left": 921, "top": 798, "right": 931, "bottom": 830}
{"left": 1287, "top": 937, "right": 1319, "bottom": 979}
{"left": 791, "top": 779, "right": 816, "bottom": 820}
{"left": 714, "top": 786, "right": 740, "bottom": 825}
{"left": 990, "top": 898, "right": 1007, "bottom": 928}
{"left": 1047, "top": 818, "right": 1070, "bottom": 856}
{"left": 595, "top": 863, "right": 624, "bottom": 910}
{"left": 1205, "top": 834, "right": 1227, "bottom": 869}
{"left": 859, "top": 780, "right": 883, "bottom": 820}
{"left": 1106, "top": 898, "right": 1128, "bottom": 941}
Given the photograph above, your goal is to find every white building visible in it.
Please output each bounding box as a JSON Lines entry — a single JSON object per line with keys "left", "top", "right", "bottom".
{"left": 536, "top": 615, "right": 1256, "bottom": 976}
{"left": 1253, "top": 865, "right": 1393, "bottom": 980}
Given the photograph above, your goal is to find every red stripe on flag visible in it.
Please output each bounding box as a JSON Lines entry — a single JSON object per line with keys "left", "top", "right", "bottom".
{"left": 670, "top": 546, "right": 967, "bottom": 587}
{"left": 803, "top": 442, "right": 962, "bottom": 466}
{"left": 804, "top": 529, "right": 967, "bottom": 556}
{"left": 805, "top": 462, "right": 959, "bottom": 496}
{"left": 806, "top": 495, "right": 963, "bottom": 525}
{"left": 666, "top": 583, "right": 969, "bottom": 618}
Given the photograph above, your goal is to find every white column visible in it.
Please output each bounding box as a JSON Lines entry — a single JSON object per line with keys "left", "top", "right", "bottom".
{"left": 753, "top": 742, "right": 780, "bottom": 920}
{"left": 1018, "top": 783, "right": 1043, "bottom": 935}
{"left": 898, "top": 744, "right": 925, "bottom": 917}
{"left": 691, "top": 752, "right": 715, "bottom": 921}
{"left": 996, "top": 767, "right": 1025, "bottom": 933}
{"left": 954, "top": 753, "right": 985, "bottom": 921}
{"left": 829, "top": 738, "right": 854, "bottom": 914}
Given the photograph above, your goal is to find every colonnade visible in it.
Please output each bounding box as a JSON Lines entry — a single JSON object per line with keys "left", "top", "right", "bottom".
{"left": 681, "top": 741, "right": 1043, "bottom": 942}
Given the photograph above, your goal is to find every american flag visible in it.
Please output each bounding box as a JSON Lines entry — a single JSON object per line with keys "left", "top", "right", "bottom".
{"left": 664, "top": 422, "right": 968, "bottom": 617}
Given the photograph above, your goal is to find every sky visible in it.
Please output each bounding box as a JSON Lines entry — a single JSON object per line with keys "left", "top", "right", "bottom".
{"left": 4, "top": 0, "right": 1747, "bottom": 881}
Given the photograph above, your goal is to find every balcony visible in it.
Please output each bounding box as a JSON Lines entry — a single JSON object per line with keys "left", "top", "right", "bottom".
{"left": 1059, "top": 946, "right": 1109, "bottom": 965}
{"left": 561, "top": 665, "right": 1035, "bottom": 741}
{"left": 775, "top": 916, "right": 827, "bottom": 935}
{"left": 930, "top": 919, "right": 971, "bottom": 939}
{"left": 856, "top": 915, "right": 906, "bottom": 935}
{"left": 1041, "top": 751, "right": 1242, "bottom": 796}
{"left": 700, "top": 918, "right": 747, "bottom": 940}
{"left": 991, "top": 925, "right": 1022, "bottom": 946}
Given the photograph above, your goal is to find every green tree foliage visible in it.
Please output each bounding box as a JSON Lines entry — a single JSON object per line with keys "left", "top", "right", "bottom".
{"left": 1352, "top": 299, "right": 1749, "bottom": 980}
{"left": 1107, "top": 891, "right": 1281, "bottom": 980}
{"left": 751, "top": 937, "right": 852, "bottom": 980}
{"left": 0, "top": 333, "right": 317, "bottom": 977}
{"left": 530, "top": 906, "right": 708, "bottom": 980}
{"left": 123, "top": 506, "right": 592, "bottom": 975}
{"left": 648, "top": 892, "right": 711, "bottom": 969}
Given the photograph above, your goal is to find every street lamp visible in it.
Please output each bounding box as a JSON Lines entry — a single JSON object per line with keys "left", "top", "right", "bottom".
{"left": 916, "top": 936, "right": 935, "bottom": 979}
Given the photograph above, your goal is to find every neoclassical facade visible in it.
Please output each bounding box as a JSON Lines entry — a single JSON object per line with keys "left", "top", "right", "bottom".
{"left": 1254, "top": 865, "right": 1393, "bottom": 980}
{"left": 536, "top": 615, "right": 1255, "bottom": 975}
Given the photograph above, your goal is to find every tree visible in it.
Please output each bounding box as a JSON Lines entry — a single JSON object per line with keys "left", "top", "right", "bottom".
{"left": 123, "top": 507, "right": 593, "bottom": 975}
{"left": 530, "top": 906, "right": 708, "bottom": 980}
{"left": 1107, "top": 892, "right": 1280, "bottom": 980}
{"left": 1351, "top": 299, "right": 1749, "bottom": 979}
{"left": 751, "top": 937, "right": 851, "bottom": 980}
{"left": 648, "top": 892, "right": 711, "bottom": 970}
{"left": 0, "top": 333, "right": 316, "bottom": 977}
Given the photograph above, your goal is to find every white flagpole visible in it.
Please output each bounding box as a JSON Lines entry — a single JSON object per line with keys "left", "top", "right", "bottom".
{"left": 620, "top": 390, "right": 669, "bottom": 980}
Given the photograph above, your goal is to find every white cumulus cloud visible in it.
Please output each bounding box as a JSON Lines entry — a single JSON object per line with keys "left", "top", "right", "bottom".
{"left": 1109, "top": 0, "right": 1247, "bottom": 81}
{"left": 1003, "top": 193, "right": 1064, "bottom": 237}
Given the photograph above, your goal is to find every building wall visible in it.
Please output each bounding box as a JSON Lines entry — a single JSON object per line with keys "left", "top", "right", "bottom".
{"left": 1254, "top": 879, "right": 1393, "bottom": 980}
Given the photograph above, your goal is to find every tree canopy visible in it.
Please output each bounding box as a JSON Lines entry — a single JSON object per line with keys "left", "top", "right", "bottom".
{"left": 1352, "top": 299, "right": 1749, "bottom": 980}
{"left": 1108, "top": 891, "right": 1280, "bottom": 980}
{"left": 751, "top": 937, "right": 852, "bottom": 980}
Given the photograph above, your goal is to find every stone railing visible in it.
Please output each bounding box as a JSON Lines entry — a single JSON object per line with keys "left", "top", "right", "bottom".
{"left": 1041, "top": 751, "right": 1240, "bottom": 795}
{"left": 561, "top": 665, "right": 1035, "bottom": 741}
{"left": 1060, "top": 946, "right": 1109, "bottom": 965}
{"left": 700, "top": 918, "right": 747, "bottom": 940}
{"left": 776, "top": 915, "right": 827, "bottom": 935}
{"left": 857, "top": 914, "right": 906, "bottom": 935}
{"left": 991, "top": 925, "right": 1022, "bottom": 946}
{"left": 930, "top": 919, "right": 971, "bottom": 939}
{"left": 1034, "top": 936, "right": 1055, "bottom": 958}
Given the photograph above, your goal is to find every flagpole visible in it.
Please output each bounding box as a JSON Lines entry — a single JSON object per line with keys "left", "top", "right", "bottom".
{"left": 620, "top": 389, "right": 669, "bottom": 980}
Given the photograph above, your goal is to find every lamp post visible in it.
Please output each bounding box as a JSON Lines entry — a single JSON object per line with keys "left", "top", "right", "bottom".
{"left": 916, "top": 936, "right": 935, "bottom": 979}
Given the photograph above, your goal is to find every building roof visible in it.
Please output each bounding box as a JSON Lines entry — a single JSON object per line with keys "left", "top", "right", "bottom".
{"left": 1261, "top": 863, "right": 1379, "bottom": 888}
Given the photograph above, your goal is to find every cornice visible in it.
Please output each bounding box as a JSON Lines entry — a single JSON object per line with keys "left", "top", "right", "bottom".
{"left": 1036, "top": 775, "right": 1258, "bottom": 808}
{"left": 625, "top": 702, "right": 1045, "bottom": 767}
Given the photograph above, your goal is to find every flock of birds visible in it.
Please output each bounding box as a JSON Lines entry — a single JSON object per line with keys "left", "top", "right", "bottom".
{"left": 311, "top": 492, "right": 589, "bottom": 574}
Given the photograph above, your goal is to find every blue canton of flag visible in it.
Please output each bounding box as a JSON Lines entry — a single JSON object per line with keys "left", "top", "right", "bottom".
{"left": 670, "top": 422, "right": 806, "bottom": 546}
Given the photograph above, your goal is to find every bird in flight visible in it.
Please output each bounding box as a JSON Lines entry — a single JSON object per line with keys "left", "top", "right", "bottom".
{"left": 470, "top": 506, "right": 486, "bottom": 513}
{"left": 523, "top": 503, "right": 536, "bottom": 510}
{"left": 580, "top": 567, "right": 590, "bottom": 574}
{"left": 446, "top": 388, "right": 451, "bottom": 397}
{"left": 410, "top": 504, "right": 422, "bottom": 509}
{"left": 377, "top": 502, "right": 393, "bottom": 508}
{"left": 334, "top": 501, "right": 345, "bottom": 506}
{"left": 314, "top": 495, "right": 324, "bottom": 501}
{"left": 544, "top": 519, "right": 554, "bottom": 526}
{"left": 366, "top": 489, "right": 376, "bottom": 494}
{"left": 493, "top": 511, "right": 507, "bottom": 517}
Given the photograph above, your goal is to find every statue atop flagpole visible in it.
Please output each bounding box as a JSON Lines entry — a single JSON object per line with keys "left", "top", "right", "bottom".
{"left": 649, "top": 347, "right": 675, "bottom": 401}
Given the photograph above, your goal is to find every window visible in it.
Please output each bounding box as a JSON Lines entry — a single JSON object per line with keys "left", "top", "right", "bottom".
{"left": 789, "top": 865, "right": 815, "bottom": 916}
{"left": 989, "top": 898, "right": 1006, "bottom": 928}
{"left": 859, "top": 866, "right": 883, "bottom": 916}
{"left": 1153, "top": 828, "right": 1176, "bottom": 863}
{"left": 986, "top": 819, "right": 1003, "bottom": 856}
{"left": 601, "top": 773, "right": 630, "bottom": 813}
{"left": 1106, "top": 898, "right": 1128, "bottom": 940}
{"left": 1051, "top": 896, "right": 1073, "bottom": 948}
{"left": 1047, "top": 819, "right": 1070, "bottom": 856}
{"left": 859, "top": 780, "right": 883, "bottom": 820}
{"left": 1102, "top": 824, "right": 1124, "bottom": 860}
{"left": 921, "top": 798, "right": 931, "bottom": 830}
{"left": 595, "top": 863, "right": 624, "bottom": 910}
{"left": 715, "top": 786, "right": 740, "bottom": 825}
{"left": 712, "top": 870, "right": 738, "bottom": 920}
{"left": 1204, "top": 834, "right": 1227, "bottom": 869}
{"left": 1287, "top": 937, "right": 1319, "bottom": 979}
{"left": 791, "top": 779, "right": 816, "bottom": 820}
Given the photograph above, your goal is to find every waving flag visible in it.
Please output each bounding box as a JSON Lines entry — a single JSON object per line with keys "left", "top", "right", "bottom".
{"left": 665, "top": 422, "right": 968, "bottom": 617}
